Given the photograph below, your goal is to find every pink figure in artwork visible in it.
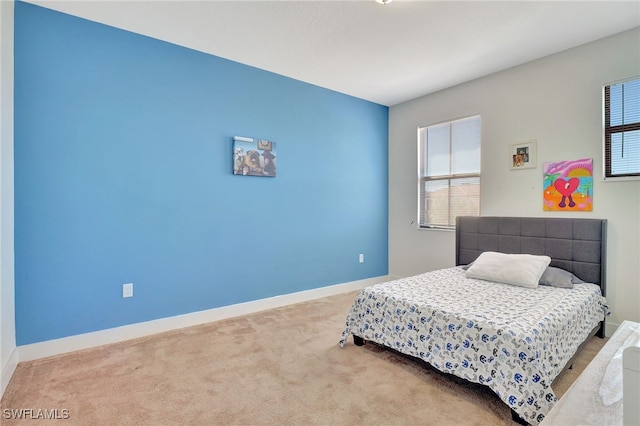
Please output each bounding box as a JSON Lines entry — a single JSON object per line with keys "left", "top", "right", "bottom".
{"left": 553, "top": 177, "right": 579, "bottom": 208}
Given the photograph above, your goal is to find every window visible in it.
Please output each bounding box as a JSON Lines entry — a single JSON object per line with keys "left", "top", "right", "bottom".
{"left": 604, "top": 77, "right": 640, "bottom": 180}
{"left": 418, "top": 115, "right": 481, "bottom": 229}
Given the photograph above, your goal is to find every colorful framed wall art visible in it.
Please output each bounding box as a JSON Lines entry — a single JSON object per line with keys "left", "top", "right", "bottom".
{"left": 543, "top": 158, "right": 593, "bottom": 211}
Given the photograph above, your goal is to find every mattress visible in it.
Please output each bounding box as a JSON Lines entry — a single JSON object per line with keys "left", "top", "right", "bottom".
{"left": 339, "top": 267, "right": 608, "bottom": 425}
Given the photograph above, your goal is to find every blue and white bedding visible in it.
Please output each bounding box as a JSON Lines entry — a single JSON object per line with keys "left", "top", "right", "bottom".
{"left": 339, "top": 267, "right": 608, "bottom": 425}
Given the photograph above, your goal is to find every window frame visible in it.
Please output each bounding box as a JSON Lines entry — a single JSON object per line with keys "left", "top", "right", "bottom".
{"left": 417, "top": 114, "right": 481, "bottom": 230}
{"left": 603, "top": 76, "right": 640, "bottom": 181}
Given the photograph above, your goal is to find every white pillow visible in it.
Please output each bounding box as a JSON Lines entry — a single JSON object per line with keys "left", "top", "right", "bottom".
{"left": 465, "top": 251, "right": 551, "bottom": 288}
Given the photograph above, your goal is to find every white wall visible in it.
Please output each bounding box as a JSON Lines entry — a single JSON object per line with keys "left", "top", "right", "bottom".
{"left": 389, "top": 27, "right": 640, "bottom": 331}
{"left": 0, "top": 0, "right": 17, "bottom": 398}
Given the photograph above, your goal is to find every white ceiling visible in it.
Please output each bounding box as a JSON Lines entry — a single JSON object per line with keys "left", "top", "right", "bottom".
{"left": 27, "top": 0, "right": 640, "bottom": 106}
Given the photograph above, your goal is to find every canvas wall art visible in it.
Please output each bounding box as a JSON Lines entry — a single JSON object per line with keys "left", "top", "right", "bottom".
{"left": 543, "top": 158, "right": 593, "bottom": 211}
{"left": 233, "top": 136, "right": 277, "bottom": 177}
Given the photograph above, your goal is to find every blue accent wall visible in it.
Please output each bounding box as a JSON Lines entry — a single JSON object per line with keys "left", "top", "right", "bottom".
{"left": 14, "top": 2, "right": 389, "bottom": 345}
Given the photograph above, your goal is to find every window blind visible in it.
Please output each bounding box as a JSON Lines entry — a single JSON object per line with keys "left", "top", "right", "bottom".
{"left": 604, "top": 77, "right": 640, "bottom": 179}
{"left": 418, "top": 115, "right": 481, "bottom": 228}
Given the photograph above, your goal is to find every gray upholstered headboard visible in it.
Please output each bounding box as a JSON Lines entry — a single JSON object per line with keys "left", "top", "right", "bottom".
{"left": 456, "top": 216, "right": 607, "bottom": 294}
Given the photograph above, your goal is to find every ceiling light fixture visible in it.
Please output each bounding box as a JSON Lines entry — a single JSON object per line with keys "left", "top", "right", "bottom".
{"left": 375, "top": 0, "right": 394, "bottom": 4}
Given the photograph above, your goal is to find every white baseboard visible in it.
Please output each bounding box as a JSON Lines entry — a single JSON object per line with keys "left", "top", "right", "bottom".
{"left": 18, "top": 275, "right": 392, "bottom": 362}
{"left": 1, "top": 345, "right": 18, "bottom": 398}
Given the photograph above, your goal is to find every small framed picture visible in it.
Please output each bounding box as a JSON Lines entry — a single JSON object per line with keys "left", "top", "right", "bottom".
{"left": 510, "top": 140, "right": 536, "bottom": 170}
{"left": 233, "top": 136, "right": 277, "bottom": 177}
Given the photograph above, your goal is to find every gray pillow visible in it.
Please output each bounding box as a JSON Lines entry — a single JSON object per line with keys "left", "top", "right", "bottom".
{"left": 539, "top": 267, "right": 584, "bottom": 288}
{"left": 459, "top": 262, "right": 473, "bottom": 271}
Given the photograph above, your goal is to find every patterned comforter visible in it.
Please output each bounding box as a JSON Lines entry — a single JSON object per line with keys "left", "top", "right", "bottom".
{"left": 339, "top": 267, "right": 608, "bottom": 425}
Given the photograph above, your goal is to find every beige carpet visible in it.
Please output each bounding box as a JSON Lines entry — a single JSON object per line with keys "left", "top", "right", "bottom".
{"left": 1, "top": 290, "right": 605, "bottom": 425}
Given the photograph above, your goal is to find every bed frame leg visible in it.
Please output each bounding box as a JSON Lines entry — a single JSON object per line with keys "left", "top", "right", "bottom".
{"left": 510, "top": 409, "right": 529, "bottom": 425}
{"left": 353, "top": 335, "right": 365, "bottom": 346}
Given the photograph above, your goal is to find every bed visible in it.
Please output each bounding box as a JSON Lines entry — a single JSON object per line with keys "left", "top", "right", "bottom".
{"left": 339, "top": 216, "right": 609, "bottom": 425}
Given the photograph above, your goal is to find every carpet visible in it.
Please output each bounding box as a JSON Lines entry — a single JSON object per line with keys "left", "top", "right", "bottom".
{"left": 1, "top": 290, "right": 605, "bottom": 425}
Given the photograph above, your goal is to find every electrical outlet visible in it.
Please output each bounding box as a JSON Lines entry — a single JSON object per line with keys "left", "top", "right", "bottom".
{"left": 359, "top": 253, "right": 364, "bottom": 263}
{"left": 122, "top": 283, "right": 133, "bottom": 298}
